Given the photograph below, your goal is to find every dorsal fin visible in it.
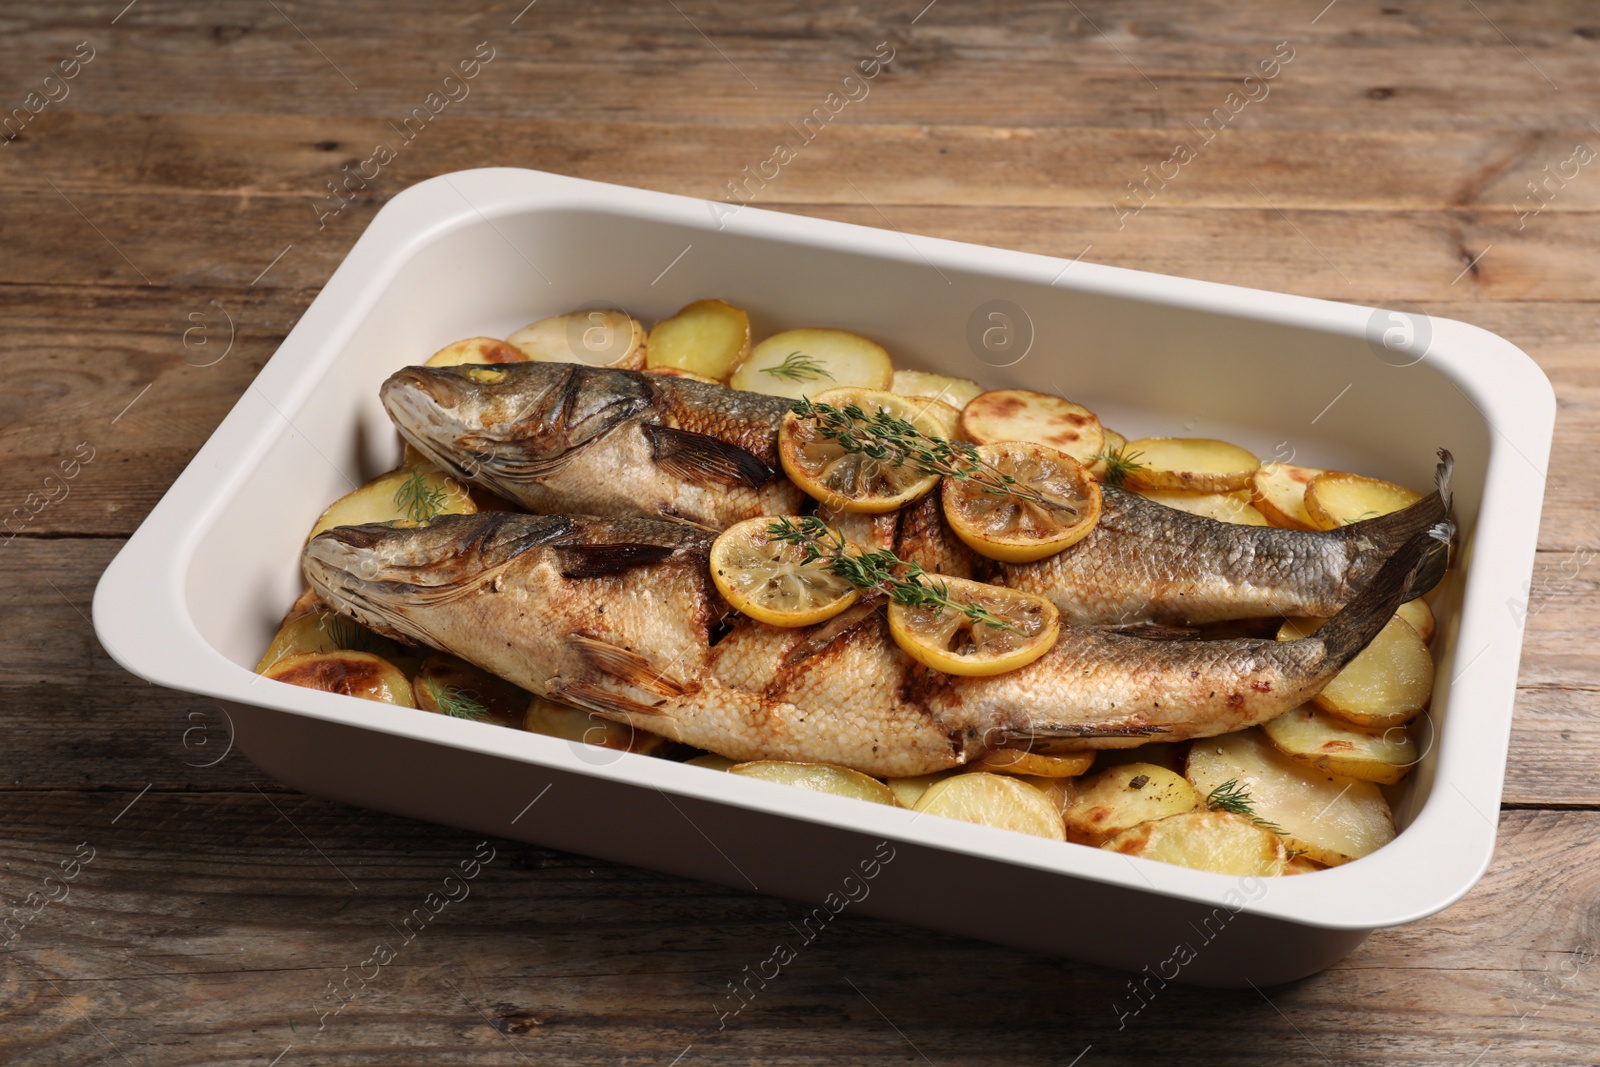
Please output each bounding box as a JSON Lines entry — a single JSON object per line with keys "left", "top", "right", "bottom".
{"left": 643, "top": 424, "right": 774, "bottom": 488}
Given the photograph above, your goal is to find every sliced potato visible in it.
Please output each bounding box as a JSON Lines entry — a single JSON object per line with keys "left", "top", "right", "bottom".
{"left": 729, "top": 328, "right": 892, "bottom": 399}
{"left": 510, "top": 309, "right": 647, "bottom": 370}
{"left": 523, "top": 695, "right": 672, "bottom": 754}
{"left": 890, "top": 369, "right": 984, "bottom": 410}
{"left": 308, "top": 466, "right": 475, "bottom": 541}
{"left": 1063, "top": 763, "right": 1202, "bottom": 845}
{"left": 887, "top": 771, "right": 955, "bottom": 809}
{"left": 1279, "top": 616, "right": 1435, "bottom": 729}
{"left": 414, "top": 654, "right": 529, "bottom": 729}
{"left": 1396, "top": 597, "right": 1435, "bottom": 642}
{"left": 970, "top": 749, "right": 1095, "bottom": 778}
{"left": 1304, "top": 471, "right": 1421, "bottom": 530}
{"left": 729, "top": 761, "right": 895, "bottom": 805}
{"left": 1284, "top": 854, "right": 1326, "bottom": 875}
{"left": 1262, "top": 706, "right": 1418, "bottom": 784}
{"left": 256, "top": 609, "right": 404, "bottom": 675}
{"left": 1103, "top": 810, "right": 1288, "bottom": 877}
{"left": 280, "top": 587, "right": 326, "bottom": 625}
{"left": 1093, "top": 741, "right": 1189, "bottom": 774}
{"left": 913, "top": 773, "right": 1066, "bottom": 841}
{"left": 1014, "top": 774, "right": 1076, "bottom": 815}
{"left": 424, "top": 336, "right": 529, "bottom": 368}
{"left": 645, "top": 299, "right": 748, "bottom": 379}
{"left": 1122, "top": 437, "right": 1260, "bottom": 493}
{"left": 642, "top": 366, "right": 720, "bottom": 385}
{"left": 1250, "top": 463, "right": 1325, "bottom": 530}
{"left": 261, "top": 650, "right": 416, "bottom": 707}
{"left": 685, "top": 753, "right": 737, "bottom": 771}
{"left": 958, "top": 389, "right": 1105, "bottom": 465}
{"left": 1134, "top": 488, "right": 1270, "bottom": 526}
{"left": 1186, "top": 728, "right": 1396, "bottom": 866}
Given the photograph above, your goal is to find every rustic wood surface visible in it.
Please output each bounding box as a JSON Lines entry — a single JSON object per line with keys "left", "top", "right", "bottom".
{"left": 3, "top": 1, "right": 1598, "bottom": 1063}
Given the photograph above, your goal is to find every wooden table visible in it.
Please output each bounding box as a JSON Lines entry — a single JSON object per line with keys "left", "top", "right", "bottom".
{"left": 3, "top": 2, "right": 1597, "bottom": 1062}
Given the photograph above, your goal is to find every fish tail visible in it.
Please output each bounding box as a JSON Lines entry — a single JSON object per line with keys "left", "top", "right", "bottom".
{"left": 1316, "top": 519, "right": 1455, "bottom": 668}
{"left": 1345, "top": 448, "right": 1454, "bottom": 554}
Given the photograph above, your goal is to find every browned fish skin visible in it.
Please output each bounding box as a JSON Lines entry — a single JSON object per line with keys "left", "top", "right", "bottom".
{"left": 381, "top": 363, "right": 806, "bottom": 529}
{"left": 302, "top": 511, "right": 1448, "bottom": 777}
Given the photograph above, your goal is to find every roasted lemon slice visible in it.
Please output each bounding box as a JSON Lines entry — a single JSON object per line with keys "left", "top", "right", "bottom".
{"left": 941, "top": 441, "right": 1102, "bottom": 563}
{"left": 710, "top": 517, "right": 860, "bottom": 627}
{"left": 778, "top": 388, "right": 945, "bottom": 513}
{"left": 887, "top": 575, "right": 1060, "bottom": 676}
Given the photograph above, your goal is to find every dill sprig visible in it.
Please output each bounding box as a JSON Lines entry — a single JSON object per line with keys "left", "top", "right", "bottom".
{"left": 1206, "top": 778, "right": 1286, "bottom": 834}
{"left": 791, "top": 399, "right": 1076, "bottom": 515}
{"left": 1093, "top": 445, "right": 1146, "bottom": 488}
{"left": 422, "top": 678, "right": 491, "bottom": 722}
{"left": 322, "top": 614, "right": 380, "bottom": 654}
{"left": 765, "top": 516, "right": 1018, "bottom": 632}
{"left": 393, "top": 465, "right": 451, "bottom": 523}
{"left": 761, "top": 350, "right": 836, "bottom": 383}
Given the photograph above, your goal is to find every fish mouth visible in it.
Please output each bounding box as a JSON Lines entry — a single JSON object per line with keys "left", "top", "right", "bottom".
{"left": 380, "top": 368, "right": 492, "bottom": 480}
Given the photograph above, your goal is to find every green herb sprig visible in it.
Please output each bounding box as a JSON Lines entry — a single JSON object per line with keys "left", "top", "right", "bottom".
{"left": 761, "top": 351, "right": 836, "bottom": 383}
{"left": 765, "top": 516, "right": 1018, "bottom": 632}
{"left": 323, "top": 614, "right": 381, "bottom": 654}
{"left": 422, "top": 678, "right": 491, "bottom": 722}
{"left": 1205, "top": 777, "right": 1286, "bottom": 835}
{"left": 1092, "top": 445, "right": 1146, "bottom": 488}
{"left": 394, "top": 465, "right": 451, "bottom": 523}
{"left": 791, "top": 399, "right": 1075, "bottom": 514}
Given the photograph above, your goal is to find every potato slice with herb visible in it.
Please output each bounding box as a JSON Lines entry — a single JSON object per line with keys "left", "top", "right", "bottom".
{"left": 1063, "top": 763, "right": 1201, "bottom": 845}
{"left": 1304, "top": 471, "right": 1421, "bottom": 530}
{"left": 646, "top": 299, "right": 750, "bottom": 379}
{"left": 1103, "top": 810, "right": 1288, "bottom": 877}
{"left": 1250, "top": 463, "right": 1325, "bottom": 530}
{"left": 1134, "top": 488, "right": 1270, "bottom": 526}
{"left": 1122, "top": 437, "right": 1260, "bottom": 493}
{"left": 1262, "top": 706, "right": 1418, "bottom": 784}
{"left": 256, "top": 609, "right": 403, "bottom": 675}
{"left": 261, "top": 650, "right": 416, "bottom": 707}
{"left": 414, "top": 654, "right": 529, "bottom": 728}
{"left": 1087, "top": 428, "right": 1129, "bottom": 481}
{"left": 969, "top": 749, "right": 1095, "bottom": 778}
{"left": 890, "top": 369, "right": 983, "bottom": 410}
{"left": 1186, "top": 728, "right": 1395, "bottom": 867}
{"left": 730, "top": 328, "right": 892, "bottom": 399}
{"left": 1396, "top": 598, "right": 1435, "bottom": 642}
{"left": 425, "top": 336, "right": 529, "bottom": 368}
{"left": 729, "top": 761, "right": 895, "bottom": 805}
{"left": 913, "top": 773, "right": 1066, "bottom": 840}
{"left": 510, "top": 309, "right": 647, "bottom": 369}
{"left": 958, "top": 389, "right": 1105, "bottom": 466}
{"left": 308, "top": 465, "right": 475, "bottom": 541}
{"left": 1279, "top": 616, "right": 1434, "bottom": 729}
{"left": 523, "top": 695, "right": 672, "bottom": 754}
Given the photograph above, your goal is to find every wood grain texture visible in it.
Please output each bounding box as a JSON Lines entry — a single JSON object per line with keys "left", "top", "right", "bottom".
{"left": 2, "top": 0, "right": 1598, "bottom": 1062}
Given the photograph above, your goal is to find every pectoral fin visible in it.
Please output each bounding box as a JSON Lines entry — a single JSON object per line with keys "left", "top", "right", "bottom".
{"left": 568, "top": 634, "right": 686, "bottom": 697}
{"left": 644, "top": 424, "right": 774, "bottom": 488}
{"left": 558, "top": 542, "right": 678, "bottom": 579}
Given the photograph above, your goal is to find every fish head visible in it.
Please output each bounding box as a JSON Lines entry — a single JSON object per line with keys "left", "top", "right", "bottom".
{"left": 380, "top": 362, "right": 652, "bottom": 486}
{"left": 302, "top": 512, "right": 574, "bottom": 645}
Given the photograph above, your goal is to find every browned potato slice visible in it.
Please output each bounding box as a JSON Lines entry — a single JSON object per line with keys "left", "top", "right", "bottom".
{"left": 523, "top": 695, "right": 672, "bottom": 754}
{"left": 1186, "top": 728, "right": 1396, "bottom": 866}
{"left": 730, "top": 328, "right": 892, "bottom": 399}
{"left": 1250, "top": 463, "right": 1325, "bottom": 530}
{"left": 1304, "top": 471, "right": 1421, "bottom": 530}
{"left": 280, "top": 587, "right": 326, "bottom": 625}
{"left": 969, "top": 749, "right": 1095, "bottom": 778}
{"left": 1063, "top": 763, "right": 1201, "bottom": 845}
{"left": 1103, "top": 810, "right": 1288, "bottom": 877}
{"left": 646, "top": 299, "right": 750, "bottom": 379}
{"left": 256, "top": 609, "right": 403, "bottom": 675}
{"left": 642, "top": 366, "right": 721, "bottom": 384}
{"left": 886, "top": 771, "right": 955, "bottom": 809}
{"left": 1123, "top": 437, "right": 1260, "bottom": 493}
{"left": 958, "top": 389, "right": 1105, "bottom": 465}
{"left": 309, "top": 466, "right": 475, "bottom": 541}
{"left": 729, "top": 761, "right": 895, "bottom": 805}
{"left": 1261, "top": 706, "right": 1419, "bottom": 784}
{"left": 890, "top": 369, "right": 984, "bottom": 410}
{"left": 261, "top": 650, "right": 416, "bottom": 707}
{"left": 913, "top": 773, "right": 1066, "bottom": 840}
{"left": 425, "top": 336, "right": 528, "bottom": 368}
{"left": 510, "top": 309, "right": 647, "bottom": 369}
{"left": 413, "top": 654, "right": 529, "bottom": 728}
{"left": 1279, "top": 616, "right": 1434, "bottom": 729}
{"left": 1396, "top": 598, "right": 1435, "bottom": 642}
{"left": 1134, "top": 488, "right": 1270, "bottom": 526}
{"left": 685, "top": 753, "right": 737, "bottom": 771}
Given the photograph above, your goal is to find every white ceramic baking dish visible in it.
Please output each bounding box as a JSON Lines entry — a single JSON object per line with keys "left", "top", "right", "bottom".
{"left": 94, "top": 168, "right": 1554, "bottom": 986}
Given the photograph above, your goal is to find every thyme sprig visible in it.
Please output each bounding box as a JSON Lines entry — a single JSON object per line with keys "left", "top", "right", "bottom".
{"left": 1092, "top": 445, "right": 1146, "bottom": 488}
{"left": 761, "top": 351, "right": 836, "bottom": 383}
{"left": 393, "top": 465, "right": 450, "bottom": 523}
{"left": 422, "top": 678, "right": 491, "bottom": 722}
{"left": 1205, "top": 778, "right": 1286, "bottom": 835}
{"left": 791, "top": 399, "right": 1076, "bottom": 515}
{"left": 765, "top": 516, "right": 1018, "bottom": 632}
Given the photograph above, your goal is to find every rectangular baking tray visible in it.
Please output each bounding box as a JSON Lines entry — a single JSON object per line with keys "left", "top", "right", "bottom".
{"left": 93, "top": 167, "right": 1554, "bottom": 986}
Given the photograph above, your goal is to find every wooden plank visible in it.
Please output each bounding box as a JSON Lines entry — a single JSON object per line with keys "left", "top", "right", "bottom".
{"left": 0, "top": 788, "right": 1595, "bottom": 1066}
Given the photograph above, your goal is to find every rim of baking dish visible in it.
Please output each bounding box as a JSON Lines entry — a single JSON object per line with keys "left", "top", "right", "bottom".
{"left": 93, "top": 167, "right": 1554, "bottom": 932}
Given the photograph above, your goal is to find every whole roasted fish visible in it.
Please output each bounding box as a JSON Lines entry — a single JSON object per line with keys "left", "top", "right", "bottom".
{"left": 302, "top": 510, "right": 1451, "bottom": 777}
{"left": 381, "top": 363, "right": 1451, "bottom": 627}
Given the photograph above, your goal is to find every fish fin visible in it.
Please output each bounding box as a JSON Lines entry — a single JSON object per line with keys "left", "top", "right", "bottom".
{"left": 1100, "top": 622, "right": 1201, "bottom": 641}
{"left": 558, "top": 542, "right": 678, "bottom": 579}
{"left": 1345, "top": 448, "right": 1454, "bottom": 551}
{"left": 999, "top": 724, "right": 1167, "bottom": 741}
{"left": 1309, "top": 518, "right": 1455, "bottom": 668}
{"left": 568, "top": 634, "right": 686, "bottom": 697}
{"left": 644, "top": 424, "right": 774, "bottom": 488}
{"left": 548, "top": 679, "right": 668, "bottom": 717}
